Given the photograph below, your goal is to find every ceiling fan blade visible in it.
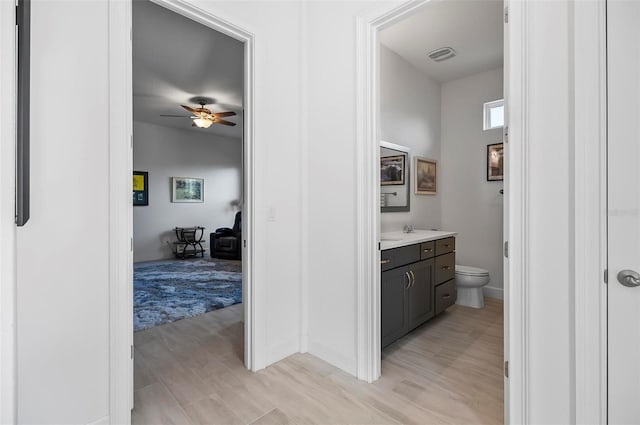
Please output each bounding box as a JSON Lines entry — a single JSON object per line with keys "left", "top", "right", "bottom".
{"left": 213, "top": 118, "right": 236, "bottom": 126}
{"left": 160, "top": 114, "right": 189, "bottom": 117}
{"left": 211, "top": 111, "right": 237, "bottom": 118}
{"left": 180, "top": 104, "right": 198, "bottom": 114}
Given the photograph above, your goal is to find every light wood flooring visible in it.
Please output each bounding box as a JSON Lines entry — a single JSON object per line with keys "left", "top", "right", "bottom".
{"left": 133, "top": 298, "right": 503, "bottom": 425}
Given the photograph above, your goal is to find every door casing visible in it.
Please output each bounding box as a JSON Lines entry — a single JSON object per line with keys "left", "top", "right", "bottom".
{"left": 107, "top": 0, "right": 257, "bottom": 422}
{"left": 354, "top": 0, "right": 608, "bottom": 423}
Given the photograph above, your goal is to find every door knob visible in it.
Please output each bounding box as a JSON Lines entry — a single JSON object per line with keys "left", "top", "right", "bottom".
{"left": 617, "top": 269, "right": 640, "bottom": 287}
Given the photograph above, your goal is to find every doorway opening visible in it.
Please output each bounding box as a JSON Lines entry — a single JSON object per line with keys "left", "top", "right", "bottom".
{"left": 107, "top": 0, "right": 256, "bottom": 420}
{"left": 130, "top": 1, "right": 247, "bottom": 419}
{"left": 358, "top": 0, "right": 508, "bottom": 423}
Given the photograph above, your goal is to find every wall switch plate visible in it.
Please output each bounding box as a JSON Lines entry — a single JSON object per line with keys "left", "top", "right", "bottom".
{"left": 267, "top": 207, "right": 276, "bottom": 222}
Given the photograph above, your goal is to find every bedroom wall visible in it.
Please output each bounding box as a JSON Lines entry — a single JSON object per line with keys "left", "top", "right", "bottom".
{"left": 440, "top": 67, "right": 504, "bottom": 297}
{"left": 132, "top": 121, "right": 242, "bottom": 262}
{"left": 379, "top": 44, "right": 442, "bottom": 233}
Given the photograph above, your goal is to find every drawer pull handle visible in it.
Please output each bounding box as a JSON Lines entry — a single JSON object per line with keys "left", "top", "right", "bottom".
{"left": 442, "top": 244, "right": 450, "bottom": 248}
{"left": 381, "top": 259, "right": 391, "bottom": 265}
{"left": 405, "top": 271, "right": 412, "bottom": 289}
{"left": 409, "top": 270, "right": 416, "bottom": 288}
{"left": 442, "top": 265, "right": 451, "bottom": 270}
{"left": 442, "top": 294, "right": 451, "bottom": 299}
{"left": 423, "top": 248, "right": 433, "bottom": 253}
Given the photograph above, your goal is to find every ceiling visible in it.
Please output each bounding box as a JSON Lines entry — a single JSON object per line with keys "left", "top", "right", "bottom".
{"left": 379, "top": 0, "right": 504, "bottom": 83}
{"left": 132, "top": 1, "right": 244, "bottom": 138}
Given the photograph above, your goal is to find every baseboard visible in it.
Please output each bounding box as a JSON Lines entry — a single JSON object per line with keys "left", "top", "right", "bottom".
{"left": 266, "top": 336, "right": 301, "bottom": 367}
{"left": 86, "top": 415, "right": 109, "bottom": 425}
{"left": 483, "top": 286, "right": 504, "bottom": 300}
{"left": 308, "top": 340, "right": 357, "bottom": 377}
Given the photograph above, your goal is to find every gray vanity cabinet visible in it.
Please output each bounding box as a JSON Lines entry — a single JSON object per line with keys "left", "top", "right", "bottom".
{"left": 407, "top": 259, "right": 435, "bottom": 331}
{"left": 381, "top": 267, "right": 409, "bottom": 347}
{"left": 381, "top": 236, "right": 456, "bottom": 348}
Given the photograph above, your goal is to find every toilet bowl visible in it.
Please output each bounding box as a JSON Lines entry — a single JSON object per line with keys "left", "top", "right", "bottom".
{"left": 455, "top": 265, "right": 490, "bottom": 308}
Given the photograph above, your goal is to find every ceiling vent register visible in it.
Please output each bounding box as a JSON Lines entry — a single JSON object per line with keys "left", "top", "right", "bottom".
{"left": 427, "top": 47, "right": 457, "bottom": 62}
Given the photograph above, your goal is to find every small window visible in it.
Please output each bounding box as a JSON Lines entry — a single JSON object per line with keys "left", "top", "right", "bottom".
{"left": 483, "top": 99, "right": 504, "bottom": 130}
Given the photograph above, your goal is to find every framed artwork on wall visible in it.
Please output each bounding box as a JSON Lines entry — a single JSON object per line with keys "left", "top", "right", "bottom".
{"left": 380, "top": 155, "right": 406, "bottom": 185}
{"left": 172, "top": 177, "right": 204, "bottom": 203}
{"left": 132, "top": 171, "right": 148, "bottom": 206}
{"left": 487, "top": 143, "right": 504, "bottom": 181}
{"left": 414, "top": 157, "right": 437, "bottom": 195}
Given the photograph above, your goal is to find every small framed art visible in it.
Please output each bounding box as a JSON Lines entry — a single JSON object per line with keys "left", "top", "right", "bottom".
{"left": 172, "top": 177, "right": 204, "bottom": 203}
{"left": 487, "top": 143, "right": 504, "bottom": 181}
{"left": 133, "top": 171, "right": 148, "bottom": 206}
{"left": 414, "top": 157, "right": 437, "bottom": 195}
{"left": 380, "top": 155, "right": 406, "bottom": 186}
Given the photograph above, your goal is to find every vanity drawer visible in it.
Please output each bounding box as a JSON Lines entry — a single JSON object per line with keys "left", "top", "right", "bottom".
{"left": 435, "top": 252, "right": 455, "bottom": 284}
{"left": 420, "top": 241, "right": 435, "bottom": 259}
{"left": 380, "top": 249, "right": 395, "bottom": 272}
{"left": 435, "top": 279, "right": 457, "bottom": 315}
{"left": 435, "top": 237, "right": 455, "bottom": 256}
{"left": 381, "top": 244, "right": 420, "bottom": 270}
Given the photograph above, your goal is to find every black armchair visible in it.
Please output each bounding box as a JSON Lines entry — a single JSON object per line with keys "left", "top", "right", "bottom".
{"left": 210, "top": 211, "right": 241, "bottom": 260}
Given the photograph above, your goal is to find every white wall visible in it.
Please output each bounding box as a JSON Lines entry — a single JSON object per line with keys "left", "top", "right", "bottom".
{"left": 16, "top": 2, "right": 110, "bottom": 423}
{"left": 14, "top": 1, "right": 303, "bottom": 423}
{"left": 380, "top": 45, "right": 442, "bottom": 232}
{"left": 441, "top": 67, "right": 504, "bottom": 296}
{"left": 132, "top": 121, "right": 241, "bottom": 262}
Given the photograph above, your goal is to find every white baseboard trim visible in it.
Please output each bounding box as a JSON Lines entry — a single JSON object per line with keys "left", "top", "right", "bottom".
{"left": 86, "top": 415, "right": 109, "bottom": 425}
{"left": 308, "top": 340, "right": 357, "bottom": 377}
{"left": 266, "top": 337, "right": 301, "bottom": 368}
{"left": 483, "top": 286, "right": 504, "bottom": 300}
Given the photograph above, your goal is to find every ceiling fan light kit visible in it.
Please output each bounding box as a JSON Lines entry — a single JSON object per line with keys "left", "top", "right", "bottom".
{"left": 160, "top": 98, "right": 237, "bottom": 129}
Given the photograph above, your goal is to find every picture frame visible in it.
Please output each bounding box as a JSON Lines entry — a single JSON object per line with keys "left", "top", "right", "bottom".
{"left": 380, "top": 155, "right": 406, "bottom": 186}
{"left": 172, "top": 177, "right": 204, "bottom": 203}
{"left": 487, "top": 143, "right": 504, "bottom": 181}
{"left": 414, "top": 157, "right": 437, "bottom": 195}
{"left": 132, "top": 171, "right": 148, "bottom": 206}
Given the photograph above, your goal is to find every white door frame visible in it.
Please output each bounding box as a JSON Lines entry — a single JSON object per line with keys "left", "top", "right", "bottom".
{"left": 107, "top": 0, "right": 256, "bottom": 422}
{"left": 355, "top": 0, "right": 608, "bottom": 423}
{"left": 0, "top": 1, "right": 18, "bottom": 423}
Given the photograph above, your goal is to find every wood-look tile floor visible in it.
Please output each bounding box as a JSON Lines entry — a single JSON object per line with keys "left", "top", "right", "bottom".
{"left": 132, "top": 298, "right": 503, "bottom": 425}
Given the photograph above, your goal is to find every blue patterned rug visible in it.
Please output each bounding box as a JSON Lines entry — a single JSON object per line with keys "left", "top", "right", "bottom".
{"left": 134, "top": 258, "right": 242, "bottom": 331}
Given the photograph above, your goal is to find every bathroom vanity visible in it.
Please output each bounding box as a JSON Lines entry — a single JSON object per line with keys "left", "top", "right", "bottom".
{"left": 380, "top": 230, "right": 457, "bottom": 348}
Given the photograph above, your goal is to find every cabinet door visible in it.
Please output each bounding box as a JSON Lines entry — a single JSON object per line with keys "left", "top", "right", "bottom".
{"left": 381, "top": 266, "right": 408, "bottom": 348}
{"left": 408, "top": 259, "right": 435, "bottom": 331}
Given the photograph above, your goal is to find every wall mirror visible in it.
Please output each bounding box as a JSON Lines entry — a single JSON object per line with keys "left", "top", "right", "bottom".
{"left": 380, "top": 141, "right": 410, "bottom": 213}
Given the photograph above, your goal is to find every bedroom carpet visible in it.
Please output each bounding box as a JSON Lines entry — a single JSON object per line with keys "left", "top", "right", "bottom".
{"left": 133, "top": 257, "right": 241, "bottom": 331}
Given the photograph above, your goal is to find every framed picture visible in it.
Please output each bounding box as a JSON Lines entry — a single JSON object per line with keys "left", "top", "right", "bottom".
{"left": 381, "top": 155, "right": 405, "bottom": 185}
{"left": 487, "top": 143, "right": 504, "bottom": 181}
{"left": 414, "top": 157, "right": 437, "bottom": 195}
{"left": 132, "top": 171, "right": 148, "bottom": 206}
{"left": 172, "top": 177, "right": 204, "bottom": 203}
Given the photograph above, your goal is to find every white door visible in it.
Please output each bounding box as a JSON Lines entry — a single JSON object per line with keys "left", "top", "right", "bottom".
{"left": 608, "top": 1, "right": 640, "bottom": 423}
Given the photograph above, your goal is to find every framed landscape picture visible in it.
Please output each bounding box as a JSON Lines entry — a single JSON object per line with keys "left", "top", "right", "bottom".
{"left": 172, "top": 177, "right": 204, "bottom": 203}
{"left": 380, "top": 155, "right": 405, "bottom": 186}
{"left": 487, "top": 143, "right": 504, "bottom": 181}
{"left": 414, "top": 157, "right": 437, "bottom": 195}
{"left": 133, "top": 171, "right": 148, "bottom": 206}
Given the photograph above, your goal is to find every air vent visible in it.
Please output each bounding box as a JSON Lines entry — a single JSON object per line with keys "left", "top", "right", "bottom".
{"left": 427, "top": 47, "right": 456, "bottom": 62}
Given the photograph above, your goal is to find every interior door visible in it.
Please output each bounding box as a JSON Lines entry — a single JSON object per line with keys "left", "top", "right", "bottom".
{"left": 607, "top": 1, "right": 640, "bottom": 422}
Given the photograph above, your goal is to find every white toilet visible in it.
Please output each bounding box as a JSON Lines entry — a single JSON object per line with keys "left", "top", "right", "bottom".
{"left": 455, "top": 265, "right": 490, "bottom": 308}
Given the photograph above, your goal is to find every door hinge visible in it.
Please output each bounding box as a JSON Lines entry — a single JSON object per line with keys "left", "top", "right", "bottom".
{"left": 504, "top": 125, "right": 509, "bottom": 143}
{"left": 504, "top": 360, "right": 509, "bottom": 378}
{"left": 131, "top": 237, "right": 133, "bottom": 251}
{"left": 504, "top": 241, "right": 509, "bottom": 258}
{"left": 604, "top": 268, "right": 608, "bottom": 284}
{"left": 130, "top": 134, "right": 133, "bottom": 148}
{"left": 504, "top": 6, "right": 509, "bottom": 23}
{"left": 243, "top": 240, "right": 247, "bottom": 248}
{"left": 131, "top": 345, "right": 134, "bottom": 359}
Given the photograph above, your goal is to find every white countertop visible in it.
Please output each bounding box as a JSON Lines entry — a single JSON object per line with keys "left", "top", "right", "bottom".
{"left": 380, "top": 230, "right": 457, "bottom": 250}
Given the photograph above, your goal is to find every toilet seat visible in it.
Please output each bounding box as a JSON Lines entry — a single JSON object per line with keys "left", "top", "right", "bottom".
{"left": 455, "top": 265, "right": 489, "bottom": 277}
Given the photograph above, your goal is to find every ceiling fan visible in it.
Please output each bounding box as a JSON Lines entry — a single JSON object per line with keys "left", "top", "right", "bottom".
{"left": 160, "top": 99, "right": 237, "bottom": 128}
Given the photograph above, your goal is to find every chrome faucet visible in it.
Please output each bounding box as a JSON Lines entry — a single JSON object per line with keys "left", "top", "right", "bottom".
{"left": 403, "top": 224, "right": 415, "bottom": 233}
